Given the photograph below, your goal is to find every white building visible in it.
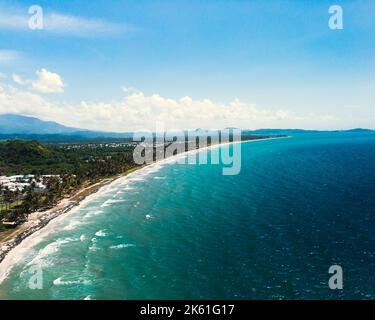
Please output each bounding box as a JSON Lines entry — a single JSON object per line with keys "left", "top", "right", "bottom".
{"left": 0, "top": 175, "right": 50, "bottom": 192}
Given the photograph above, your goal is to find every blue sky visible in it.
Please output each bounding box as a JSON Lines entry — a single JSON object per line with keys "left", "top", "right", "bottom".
{"left": 0, "top": 0, "right": 374, "bottom": 131}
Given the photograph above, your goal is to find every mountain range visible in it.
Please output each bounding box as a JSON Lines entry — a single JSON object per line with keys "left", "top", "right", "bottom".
{"left": 0, "top": 114, "right": 372, "bottom": 142}
{"left": 0, "top": 114, "right": 133, "bottom": 140}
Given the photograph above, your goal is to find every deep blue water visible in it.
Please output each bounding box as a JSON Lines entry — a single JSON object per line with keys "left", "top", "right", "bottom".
{"left": 0, "top": 132, "right": 374, "bottom": 299}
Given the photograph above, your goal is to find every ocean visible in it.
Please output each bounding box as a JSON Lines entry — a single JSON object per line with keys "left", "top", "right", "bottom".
{"left": 0, "top": 132, "right": 375, "bottom": 299}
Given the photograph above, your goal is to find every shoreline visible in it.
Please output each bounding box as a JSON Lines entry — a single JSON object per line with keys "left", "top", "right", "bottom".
{"left": 0, "top": 136, "right": 287, "bottom": 283}
{"left": 0, "top": 174, "right": 131, "bottom": 258}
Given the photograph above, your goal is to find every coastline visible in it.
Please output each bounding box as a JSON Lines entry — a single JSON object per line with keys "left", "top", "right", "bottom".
{"left": 0, "top": 136, "right": 286, "bottom": 283}
{"left": 0, "top": 173, "right": 134, "bottom": 259}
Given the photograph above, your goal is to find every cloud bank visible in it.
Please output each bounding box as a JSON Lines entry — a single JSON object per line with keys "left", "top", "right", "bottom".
{"left": 0, "top": 72, "right": 343, "bottom": 132}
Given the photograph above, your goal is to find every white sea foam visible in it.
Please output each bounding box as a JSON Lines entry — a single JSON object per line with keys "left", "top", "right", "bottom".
{"left": 26, "top": 237, "right": 78, "bottom": 268}
{"left": 109, "top": 244, "right": 136, "bottom": 249}
{"left": 83, "top": 210, "right": 103, "bottom": 219}
{"left": 53, "top": 276, "right": 91, "bottom": 286}
{"left": 123, "top": 186, "right": 136, "bottom": 190}
{"left": 95, "top": 230, "right": 107, "bottom": 237}
{"left": 100, "top": 201, "right": 111, "bottom": 208}
{"left": 88, "top": 245, "right": 100, "bottom": 252}
{"left": 128, "top": 177, "right": 146, "bottom": 182}
{"left": 100, "top": 198, "right": 126, "bottom": 207}
{"left": 88, "top": 237, "right": 100, "bottom": 251}
{"left": 109, "top": 199, "right": 126, "bottom": 203}
{"left": 63, "top": 220, "right": 83, "bottom": 231}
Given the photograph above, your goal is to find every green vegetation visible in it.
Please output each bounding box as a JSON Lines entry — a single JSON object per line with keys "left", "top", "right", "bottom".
{"left": 0, "top": 140, "right": 136, "bottom": 176}
{"left": 0, "top": 140, "right": 138, "bottom": 227}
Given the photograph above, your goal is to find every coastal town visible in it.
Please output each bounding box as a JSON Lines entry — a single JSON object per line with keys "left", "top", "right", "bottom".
{"left": 0, "top": 174, "right": 52, "bottom": 225}
{"left": 0, "top": 139, "right": 138, "bottom": 229}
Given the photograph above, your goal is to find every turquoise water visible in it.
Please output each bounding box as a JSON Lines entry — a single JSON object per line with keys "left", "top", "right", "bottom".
{"left": 1, "top": 132, "right": 375, "bottom": 299}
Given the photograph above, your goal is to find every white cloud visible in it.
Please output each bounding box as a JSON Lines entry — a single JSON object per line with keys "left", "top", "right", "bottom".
{"left": 12, "top": 69, "right": 65, "bottom": 93}
{"left": 121, "top": 86, "right": 140, "bottom": 94}
{"left": 12, "top": 74, "right": 26, "bottom": 85}
{"left": 31, "top": 69, "right": 64, "bottom": 93}
{"left": 0, "top": 84, "right": 56, "bottom": 117}
{"left": 0, "top": 83, "right": 347, "bottom": 131}
{"left": 0, "top": 13, "right": 26, "bottom": 30}
{"left": 0, "top": 72, "right": 6, "bottom": 79}
{"left": 44, "top": 13, "right": 129, "bottom": 36}
{"left": 0, "top": 50, "right": 20, "bottom": 64}
{"left": 0, "top": 9, "right": 131, "bottom": 37}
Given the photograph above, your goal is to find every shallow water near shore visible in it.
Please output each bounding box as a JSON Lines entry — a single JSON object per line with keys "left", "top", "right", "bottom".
{"left": 1, "top": 132, "right": 375, "bottom": 299}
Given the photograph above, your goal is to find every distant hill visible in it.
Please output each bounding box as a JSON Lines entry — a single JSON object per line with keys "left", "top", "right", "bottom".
{"left": 0, "top": 114, "right": 81, "bottom": 135}
{"left": 0, "top": 140, "right": 54, "bottom": 165}
{"left": 344, "top": 128, "right": 373, "bottom": 133}
{"left": 0, "top": 114, "right": 133, "bottom": 140}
